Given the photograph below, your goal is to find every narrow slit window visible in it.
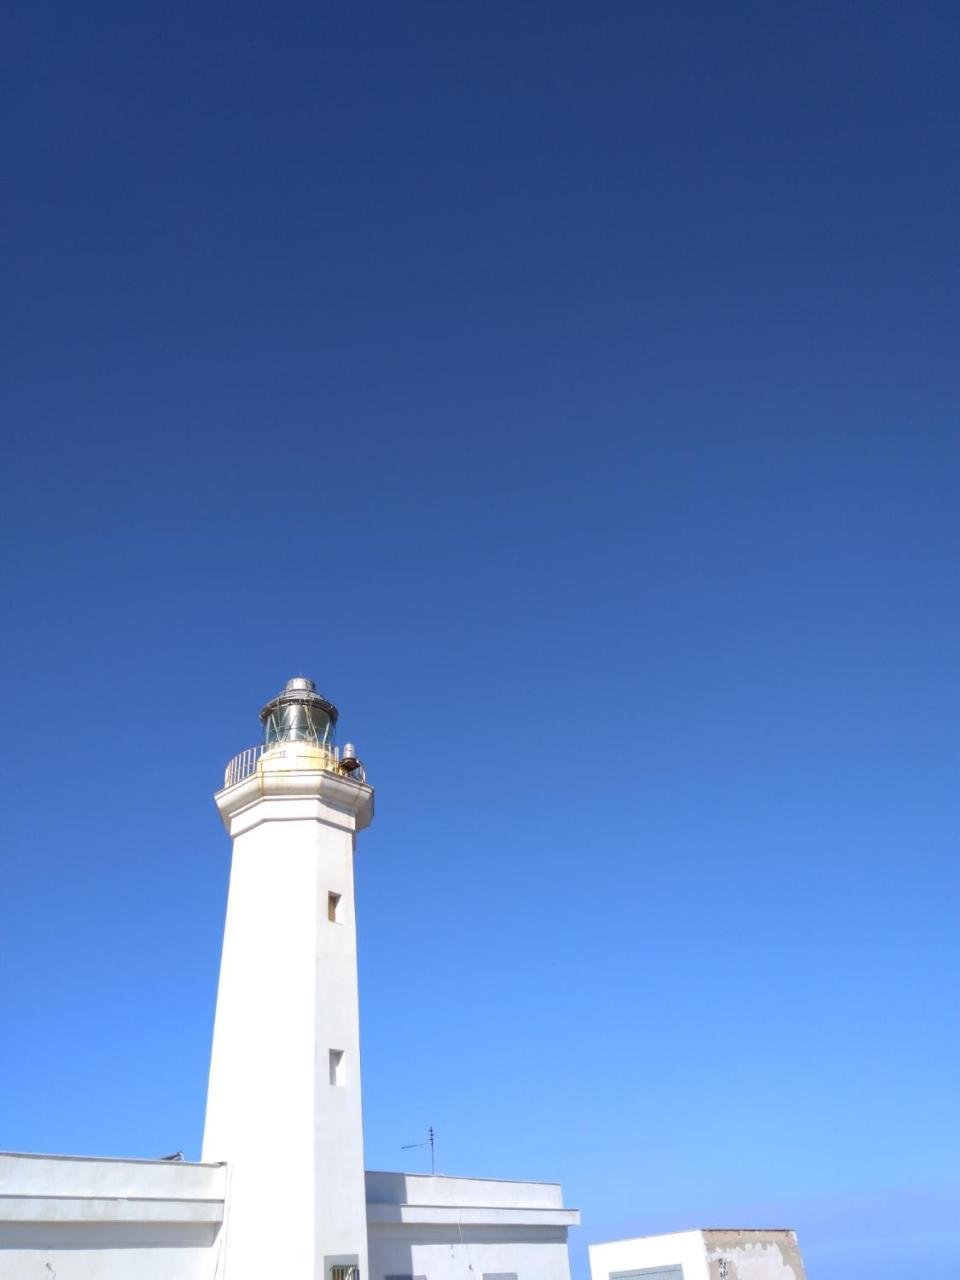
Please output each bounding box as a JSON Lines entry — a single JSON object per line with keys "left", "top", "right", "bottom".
{"left": 328, "top": 892, "right": 342, "bottom": 923}
{"left": 329, "top": 1049, "right": 345, "bottom": 1086}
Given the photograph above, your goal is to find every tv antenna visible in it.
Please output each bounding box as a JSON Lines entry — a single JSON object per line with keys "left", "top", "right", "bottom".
{"left": 401, "top": 1125, "right": 436, "bottom": 1175}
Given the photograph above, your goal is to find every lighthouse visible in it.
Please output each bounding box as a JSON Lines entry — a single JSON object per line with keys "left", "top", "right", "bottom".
{"left": 203, "top": 677, "right": 374, "bottom": 1280}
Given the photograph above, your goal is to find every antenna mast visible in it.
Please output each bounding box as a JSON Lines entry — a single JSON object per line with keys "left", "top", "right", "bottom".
{"left": 401, "top": 1126, "right": 436, "bottom": 1175}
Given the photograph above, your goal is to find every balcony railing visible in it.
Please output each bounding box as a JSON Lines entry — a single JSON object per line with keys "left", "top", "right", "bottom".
{"left": 223, "top": 743, "right": 366, "bottom": 789}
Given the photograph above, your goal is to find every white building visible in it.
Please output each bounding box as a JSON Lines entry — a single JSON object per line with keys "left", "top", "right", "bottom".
{"left": 0, "top": 678, "right": 579, "bottom": 1280}
{"left": 589, "top": 1229, "right": 808, "bottom": 1280}
{"left": 367, "top": 1171, "right": 578, "bottom": 1280}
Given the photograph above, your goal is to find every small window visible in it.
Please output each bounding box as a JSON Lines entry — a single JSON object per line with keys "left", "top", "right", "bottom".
{"left": 328, "top": 892, "right": 342, "bottom": 923}
{"left": 327, "top": 1255, "right": 359, "bottom": 1280}
{"left": 329, "top": 1049, "right": 345, "bottom": 1086}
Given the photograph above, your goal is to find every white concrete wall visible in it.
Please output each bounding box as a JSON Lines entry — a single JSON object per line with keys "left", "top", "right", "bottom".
{"left": 589, "top": 1231, "right": 709, "bottom": 1280}
{"left": 0, "top": 1152, "right": 225, "bottom": 1280}
{"left": 367, "top": 1173, "right": 578, "bottom": 1280}
{"left": 203, "top": 764, "right": 373, "bottom": 1280}
{"left": 367, "top": 1172, "right": 568, "bottom": 1209}
{"left": 369, "top": 1225, "right": 575, "bottom": 1280}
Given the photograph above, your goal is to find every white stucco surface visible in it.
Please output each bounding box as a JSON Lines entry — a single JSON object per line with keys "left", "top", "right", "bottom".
{"left": 203, "top": 758, "right": 374, "bottom": 1280}
{"left": 367, "top": 1172, "right": 579, "bottom": 1280}
{"left": 0, "top": 1152, "right": 225, "bottom": 1279}
{"left": 590, "top": 1231, "right": 709, "bottom": 1280}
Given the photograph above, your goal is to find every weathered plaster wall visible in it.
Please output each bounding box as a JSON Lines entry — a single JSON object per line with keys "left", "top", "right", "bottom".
{"left": 703, "top": 1230, "right": 806, "bottom": 1280}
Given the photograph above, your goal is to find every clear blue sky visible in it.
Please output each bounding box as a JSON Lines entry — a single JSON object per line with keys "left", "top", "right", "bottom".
{"left": 1, "top": 4, "right": 956, "bottom": 1279}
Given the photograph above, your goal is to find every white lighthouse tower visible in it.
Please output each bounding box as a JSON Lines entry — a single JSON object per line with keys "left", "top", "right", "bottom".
{"left": 203, "top": 677, "right": 374, "bottom": 1280}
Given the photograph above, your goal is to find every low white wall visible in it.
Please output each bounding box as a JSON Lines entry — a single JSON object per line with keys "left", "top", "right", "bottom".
{"left": 589, "top": 1231, "right": 709, "bottom": 1280}
{"left": 366, "top": 1172, "right": 567, "bottom": 1210}
{"left": 0, "top": 1152, "right": 226, "bottom": 1280}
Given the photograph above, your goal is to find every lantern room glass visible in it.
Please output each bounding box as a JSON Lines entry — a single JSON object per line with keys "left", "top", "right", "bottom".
{"left": 262, "top": 700, "right": 335, "bottom": 748}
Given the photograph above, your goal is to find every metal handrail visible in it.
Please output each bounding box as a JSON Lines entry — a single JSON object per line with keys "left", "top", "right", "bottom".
{"left": 223, "top": 743, "right": 367, "bottom": 789}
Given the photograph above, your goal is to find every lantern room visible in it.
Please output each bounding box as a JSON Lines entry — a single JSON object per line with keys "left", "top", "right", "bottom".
{"left": 259, "top": 676, "right": 339, "bottom": 748}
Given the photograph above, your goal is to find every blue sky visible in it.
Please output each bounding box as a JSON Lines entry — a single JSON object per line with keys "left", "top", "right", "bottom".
{"left": 1, "top": 4, "right": 957, "bottom": 1279}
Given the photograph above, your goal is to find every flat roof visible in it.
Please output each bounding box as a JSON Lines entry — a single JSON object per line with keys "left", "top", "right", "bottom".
{"left": 0, "top": 1150, "right": 224, "bottom": 1168}
{"left": 366, "top": 1169, "right": 562, "bottom": 1186}
{"left": 594, "top": 1228, "right": 796, "bottom": 1244}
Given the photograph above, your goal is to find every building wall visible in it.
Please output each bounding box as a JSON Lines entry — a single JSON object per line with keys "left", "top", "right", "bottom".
{"left": 367, "top": 1172, "right": 579, "bottom": 1280}
{"left": 0, "top": 1152, "right": 225, "bottom": 1280}
{"left": 369, "top": 1222, "right": 575, "bottom": 1280}
{"left": 0, "top": 1159, "right": 580, "bottom": 1280}
{"left": 204, "top": 771, "right": 372, "bottom": 1280}
{"left": 702, "top": 1230, "right": 806, "bottom": 1280}
{"left": 590, "top": 1231, "right": 709, "bottom": 1280}
{"left": 589, "top": 1230, "right": 806, "bottom": 1280}
{"left": 367, "top": 1172, "right": 570, "bottom": 1210}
